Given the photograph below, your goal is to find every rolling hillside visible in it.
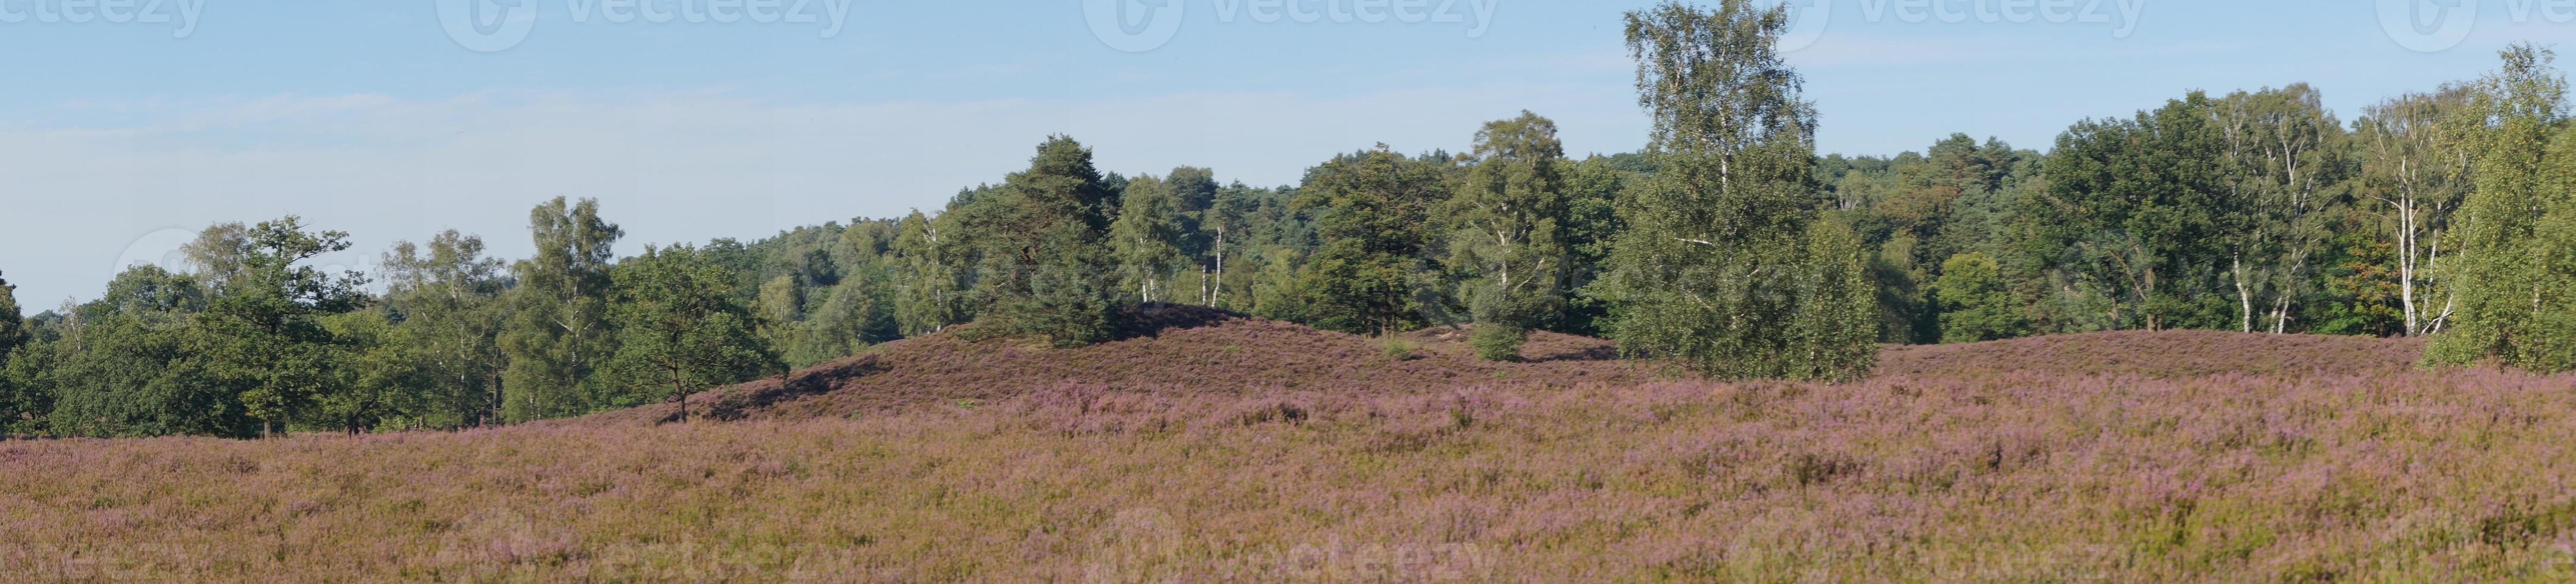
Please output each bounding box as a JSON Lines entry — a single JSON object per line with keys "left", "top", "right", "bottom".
{"left": 4, "top": 313, "right": 2570, "bottom": 581}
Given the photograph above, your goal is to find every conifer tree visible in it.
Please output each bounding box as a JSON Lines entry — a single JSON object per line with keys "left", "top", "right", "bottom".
{"left": 965, "top": 136, "right": 1122, "bottom": 347}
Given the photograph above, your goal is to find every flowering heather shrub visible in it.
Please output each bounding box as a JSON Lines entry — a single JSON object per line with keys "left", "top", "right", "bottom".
{"left": 4, "top": 324, "right": 2572, "bottom": 581}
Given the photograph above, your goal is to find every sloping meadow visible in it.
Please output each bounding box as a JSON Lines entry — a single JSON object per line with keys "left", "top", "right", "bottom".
{"left": 4, "top": 326, "right": 2573, "bottom": 580}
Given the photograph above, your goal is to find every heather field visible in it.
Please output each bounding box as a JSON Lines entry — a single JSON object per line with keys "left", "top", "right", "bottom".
{"left": 5, "top": 316, "right": 2575, "bottom": 582}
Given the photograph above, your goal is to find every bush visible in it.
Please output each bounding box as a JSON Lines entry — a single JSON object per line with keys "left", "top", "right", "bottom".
{"left": 1469, "top": 324, "right": 1527, "bottom": 362}
{"left": 1377, "top": 336, "right": 1424, "bottom": 361}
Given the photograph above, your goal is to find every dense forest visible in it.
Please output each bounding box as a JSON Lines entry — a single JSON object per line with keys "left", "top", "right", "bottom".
{"left": 2, "top": 2, "right": 2573, "bottom": 438}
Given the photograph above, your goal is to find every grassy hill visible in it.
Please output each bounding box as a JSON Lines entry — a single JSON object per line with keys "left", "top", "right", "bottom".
{"left": 4, "top": 312, "right": 2572, "bottom": 581}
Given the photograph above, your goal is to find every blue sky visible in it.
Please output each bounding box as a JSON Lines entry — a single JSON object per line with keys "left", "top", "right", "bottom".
{"left": 1, "top": 0, "right": 2568, "bottom": 307}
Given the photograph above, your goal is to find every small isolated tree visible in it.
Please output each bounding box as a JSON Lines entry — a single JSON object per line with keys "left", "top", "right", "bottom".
{"left": 1934, "top": 252, "right": 2028, "bottom": 343}
{"left": 963, "top": 136, "right": 1122, "bottom": 347}
{"left": 1602, "top": 1, "right": 1879, "bottom": 380}
{"left": 608, "top": 244, "right": 777, "bottom": 423}
{"left": 1451, "top": 111, "right": 1571, "bottom": 361}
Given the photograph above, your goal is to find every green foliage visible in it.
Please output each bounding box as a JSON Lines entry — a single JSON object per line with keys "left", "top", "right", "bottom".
{"left": 2428, "top": 44, "right": 2576, "bottom": 372}
{"left": 0, "top": 271, "right": 22, "bottom": 363}
{"left": 2312, "top": 220, "right": 2407, "bottom": 337}
{"left": 606, "top": 244, "right": 779, "bottom": 421}
{"left": 893, "top": 209, "right": 976, "bottom": 337}
{"left": 499, "top": 197, "right": 625, "bottom": 422}
{"left": 962, "top": 136, "right": 1122, "bottom": 348}
{"left": 1467, "top": 322, "right": 1526, "bottom": 362}
{"left": 1554, "top": 156, "right": 1628, "bottom": 336}
{"left": 1112, "top": 173, "right": 1191, "bottom": 305}
{"left": 1449, "top": 111, "right": 1570, "bottom": 361}
{"left": 1376, "top": 334, "right": 1424, "bottom": 361}
{"left": 1602, "top": 1, "right": 1877, "bottom": 381}
{"left": 39, "top": 270, "right": 233, "bottom": 437}
{"left": 1934, "top": 252, "right": 2027, "bottom": 343}
{"left": 1296, "top": 146, "right": 1451, "bottom": 336}
{"left": 2026, "top": 94, "right": 2239, "bottom": 333}
{"left": 189, "top": 216, "right": 372, "bottom": 437}
{"left": 379, "top": 230, "right": 510, "bottom": 428}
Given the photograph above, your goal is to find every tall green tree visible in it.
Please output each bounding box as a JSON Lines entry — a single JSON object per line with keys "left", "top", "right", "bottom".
{"left": 2026, "top": 94, "right": 2238, "bottom": 332}
{"left": 892, "top": 209, "right": 975, "bottom": 337}
{"left": 962, "top": 136, "right": 1122, "bottom": 347}
{"left": 1111, "top": 173, "right": 1190, "bottom": 304}
{"left": 2429, "top": 44, "right": 2575, "bottom": 371}
{"left": 2354, "top": 87, "right": 2480, "bottom": 337}
{"left": 1933, "top": 252, "right": 2027, "bottom": 343}
{"left": 2216, "top": 84, "right": 2348, "bottom": 334}
{"left": 1199, "top": 180, "right": 1258, "bottom": 308}
{"left": 1449, "top": 111, "right": 1571, "bottom": 360}
{"left": 0, "top": 271, "right": 30, "bottom": 433}
{"left": 39, "top": 266, "right": 223, "bottom": 437}
{"left": 0, "top": 271, "right": 22, "bottom": 364}
{"left": 179, "top": 222, "right": 253, "bottom": 294}
{"left": 499, "top": 197, "right": 624, "bottom": 422}
{"left": 1555, "top": 156, "right": 1628, "bottom": 337}
{"left": 790, "top": 265, "right": 897, "bottom": 368}
{"left": 380, "top": 231, "right": 510, "bottom": 427}
{"left": 189, "top": 216, "right": 372, "bottom": 436}
{"left": 607, "top": 244, "right": 778, "bottom": 422}
{"left": 1296, "top": 145, "right": 1451, "bottom": 336}
{"left": 1602, "top": 1, "right": 1878, "bottom": 380}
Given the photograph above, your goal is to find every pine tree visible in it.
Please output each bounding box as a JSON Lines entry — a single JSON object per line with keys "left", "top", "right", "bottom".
{"left": 1602, "top": 1, "right": 1878, "bottom": 380}
{"left": 1296, "top": 145, "right": 1450, "bottom": 336}
{"left": 964, "top": 136, "right": 1122, "bottom": 347}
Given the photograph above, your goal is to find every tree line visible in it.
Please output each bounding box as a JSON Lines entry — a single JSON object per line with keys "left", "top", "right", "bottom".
{"left": 1827, "top": 42, "right": 2576, "bottom": 376}
{"left": 1, "top": 1, "right": 2569, "bottom": 437}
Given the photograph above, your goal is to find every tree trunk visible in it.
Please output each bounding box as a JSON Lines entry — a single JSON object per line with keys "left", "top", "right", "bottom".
{"left": 2234, "top": 255, "right": 2253, "bottom": 334}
